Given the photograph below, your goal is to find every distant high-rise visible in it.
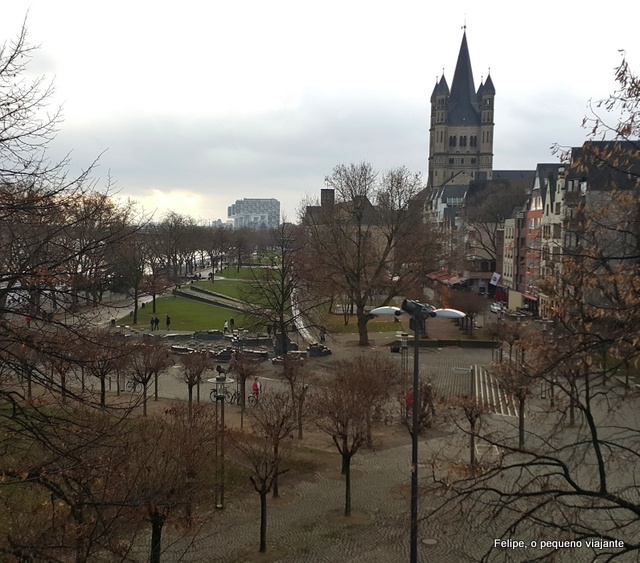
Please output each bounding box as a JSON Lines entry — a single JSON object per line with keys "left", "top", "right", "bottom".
{"left": 428, "top": 31, "right": 495, "bottom": 189}
{"left": 227, "top": 198, "right": 280, "bottom": 229}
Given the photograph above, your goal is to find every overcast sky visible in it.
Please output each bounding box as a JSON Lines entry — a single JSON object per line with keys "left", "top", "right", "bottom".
{"left": 2, "top": 1, "right": 639, "bottom": 223}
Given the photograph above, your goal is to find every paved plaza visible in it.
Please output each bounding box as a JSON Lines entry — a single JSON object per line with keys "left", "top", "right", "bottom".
{"left": 66, "top": 297, "right": 637, "bottom": 562}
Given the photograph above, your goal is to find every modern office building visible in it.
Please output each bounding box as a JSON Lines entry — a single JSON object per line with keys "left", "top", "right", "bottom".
{"left": 227, "top": 198, "right": 280, "bottom": 229}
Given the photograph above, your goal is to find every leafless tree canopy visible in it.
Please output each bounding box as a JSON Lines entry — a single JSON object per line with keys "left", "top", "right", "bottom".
{"left": 301, "top": 162, "right": 439, "bottom": 346}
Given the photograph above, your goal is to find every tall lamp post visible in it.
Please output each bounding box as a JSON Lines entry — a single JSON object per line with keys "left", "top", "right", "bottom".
{"left": 208, "top": 369, "right": 235, "bottom": 510}
{"left": 401, "top": 332, "right": 409, "bottom": 423}
{"left": 370, "top": 300, "right": 465, "bottom": 563}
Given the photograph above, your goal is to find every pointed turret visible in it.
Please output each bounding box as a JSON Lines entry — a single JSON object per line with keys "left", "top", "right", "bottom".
{"left": 430, "top": 74, "right": 449, "bottom": 102}
{"left": 482, "top": 74, "right": 495, "bottom": 95}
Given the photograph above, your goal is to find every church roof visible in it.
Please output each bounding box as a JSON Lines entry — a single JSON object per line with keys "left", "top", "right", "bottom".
{"left": 448, "top": 32, "right": 480, "bottom": 126}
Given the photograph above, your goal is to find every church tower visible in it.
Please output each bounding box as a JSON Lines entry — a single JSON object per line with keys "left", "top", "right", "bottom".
{"left": 428, "top": 32, "right": 494, "bottom": 189}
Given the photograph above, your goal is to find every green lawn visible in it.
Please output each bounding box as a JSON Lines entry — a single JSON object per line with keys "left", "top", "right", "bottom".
{"left": 217, "top": 266, "right": 258, "bottom": 281}
{"left": 191, "top": 279, "right": 247, "bottom": 301}
{"left": 120, "top": 285, "right": 401, "bottom": 336}
{"left": 119, "top": 296, "right": 252, "bottom": 333}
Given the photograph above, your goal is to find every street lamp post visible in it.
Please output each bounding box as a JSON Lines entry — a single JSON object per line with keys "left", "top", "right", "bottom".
{"left": 370, "top": 300, "right": 465, "bottom": 563}
{"left": 208, "top": 370, "right": 234, "bottom": 510}
{"left": 401, "top": 332, "right": 409, "bottom": 423}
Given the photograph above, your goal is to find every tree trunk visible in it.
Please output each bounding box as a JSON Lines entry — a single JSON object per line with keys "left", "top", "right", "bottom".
{"left": 188, "top": 385, "right": 193, "bottom": 419}
{"left": 518, "top": 395, "right": 526, "bottom": 449}
{"left": 133, "top": 286, "right": 139, "bottom": 324}
{"left": 297, "top": 397, "right": 304, "bottom": 440}
{"left": 100, "top": 377, "right": 106, "bottom": 408}
{"left": 356, "top": 306, "right": 369, "bottom": 347}
{"left": 470, "top": 420, "right": 476, "bottom": 472}
{"left": 569, "top": 382, "right": 576, "bottom": 426}
{"left": 61, "top": 373, "right": 67, "bottom": 404}
{"left": 149, "top": 512, "right": 166, "bottom": 563}
{"left": 344, "top": 454, "right": 352, "bottom": 516}
{"left": 143, "top": 384, "right": 148, "bottom": 417}
{"left": 341, "top": 437, "right": 349, "bottom": 475}
{"left": 259, "top": 492, "right": 267, "bottom": 553}
{"left": 74, "top": 509, "right": 87, "bottom": 563}
{"left": 272, "top": 442, "right": 280, "bottom": 499}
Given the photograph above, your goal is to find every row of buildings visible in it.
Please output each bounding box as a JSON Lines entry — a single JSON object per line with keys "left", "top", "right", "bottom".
{"left": 422, "top": 32, "right": 639, "bottom": 318}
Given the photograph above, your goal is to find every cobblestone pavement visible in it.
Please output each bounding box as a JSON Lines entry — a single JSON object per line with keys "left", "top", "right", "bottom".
{"left": 147, "top": 344, "right": 504, "bottom": 562}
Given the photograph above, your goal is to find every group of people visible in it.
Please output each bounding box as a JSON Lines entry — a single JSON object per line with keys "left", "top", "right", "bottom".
{"left": 150, "top": 315, "right": 171, "bottom": 331}
{"left": 223, "top": 318, "right": 235, "bottom": 334}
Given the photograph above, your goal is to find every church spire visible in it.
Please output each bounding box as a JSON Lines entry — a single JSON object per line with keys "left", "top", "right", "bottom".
{"left": 447, "top": 31, "right": 480, "bottom": 126}
{"left": 449, "top": 32, "right": 476, "bottom": 107}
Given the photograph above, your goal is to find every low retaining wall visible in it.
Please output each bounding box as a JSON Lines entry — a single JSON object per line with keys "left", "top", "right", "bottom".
{"left": 391, "top": 338, "right": 498, "bottom": 349}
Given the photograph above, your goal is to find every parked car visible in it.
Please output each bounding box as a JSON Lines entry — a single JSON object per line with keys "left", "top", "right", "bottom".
{"left": 490, "top": 302, "right": 506, "bottom": 314}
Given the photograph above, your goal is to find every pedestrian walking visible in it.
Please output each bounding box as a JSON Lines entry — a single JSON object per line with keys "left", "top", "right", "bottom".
{"left": 223, "top": 320, "right": 229, "bottom": 334}
{"left": 154, "top": 316, "right": 160, "bottom": 330}
{"left": 252, "top": 376, "right": 262, "bottom": 395}
{"left": 166, "top": 315, "right": 171, "bottom": 331}
{"left": 319, "top": 326, "right": 327, "bottom": 342}
{"left": 150, "top": 317, "right": 154, "bottom": 331}
{"left": 230, "top": 318, "right": 235, "bottom": 332}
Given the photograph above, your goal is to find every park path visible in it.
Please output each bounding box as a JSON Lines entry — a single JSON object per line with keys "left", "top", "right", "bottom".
{"left": 156, "top": 430, "right": 476, "bottom": 562}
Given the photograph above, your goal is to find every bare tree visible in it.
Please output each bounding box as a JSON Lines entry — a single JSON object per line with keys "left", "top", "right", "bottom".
{"left": 448, "top": 395, "right": 491, "bottom": 474}
{"left": 281, "top": 355, "right": 311, "bottom": 439}
{"left": 179, "top": 350, "right": 211, "bottom": 418}
{"left": 302, "top": 163, "right": 438, "bottom": 346}
{"left": 492, "top": 341, "right": 535, "bottom": 449}
{"left": 82, "top": 330, "right": 131, "bottom": 408}
{"left": 232, "top": 428, "right": 290, "bottom": 553}
{"left": 125, "top": 404, "right": 217, "bottom": 563}
{"left": 313, "top": 356, "right": 399, "bottom": 516}
{"left": 240, "top": 221, "right": 318, "bottom": 354}
{"left": 444, "top": 290, "right": 486, "bottom": 337}
{"left": 248, "top": 390, "right": 297, "bottom": 499}
{"left": 127, "top": 342, "right": 173, "bottom": 416}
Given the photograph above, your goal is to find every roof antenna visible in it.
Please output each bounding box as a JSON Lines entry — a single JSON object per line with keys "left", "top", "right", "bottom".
{"left": 462, "top": 15, "right": 466, "bottom": 32}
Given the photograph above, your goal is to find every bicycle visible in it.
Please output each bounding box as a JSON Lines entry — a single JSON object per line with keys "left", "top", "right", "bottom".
{"left": 224, "top": 388, "right": 240, "bottom": 405}
{"left": 126, "top": 379, "right": 142, "bottom": 393}
{"left": 209, "top": 387, "right": 258, "bottom": 406}
{"left": 210, "top": 386, "right": 238, "bottom": 404}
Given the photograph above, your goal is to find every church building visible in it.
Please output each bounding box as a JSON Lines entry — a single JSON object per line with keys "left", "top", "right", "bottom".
{"left": 428, "top": 31, "right": 495, "bottom": 190}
